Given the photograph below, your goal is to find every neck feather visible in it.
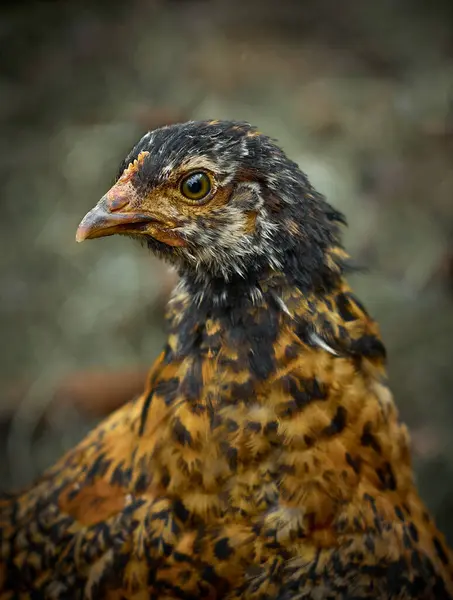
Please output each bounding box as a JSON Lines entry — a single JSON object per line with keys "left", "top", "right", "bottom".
{"left": 130, "top": 264, "right": 413, "bottom": 528}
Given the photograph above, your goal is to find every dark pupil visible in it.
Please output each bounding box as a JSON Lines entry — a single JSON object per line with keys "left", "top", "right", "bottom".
{"left": 187, "top": 175, "right": 203, "bottom": 195}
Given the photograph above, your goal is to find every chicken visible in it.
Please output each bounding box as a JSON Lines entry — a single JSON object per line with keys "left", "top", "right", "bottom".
{"left": 1, "top": 119, "right": 452, "bottom": 599}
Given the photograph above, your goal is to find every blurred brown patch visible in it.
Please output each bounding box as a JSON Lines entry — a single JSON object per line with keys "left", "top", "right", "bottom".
{"left": 53, "top": 369, "right": 148, "bottom": 418}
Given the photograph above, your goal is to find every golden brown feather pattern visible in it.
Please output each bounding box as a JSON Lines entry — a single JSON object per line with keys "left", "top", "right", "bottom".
{"left": 1, "top": 120, "right": 452, "bottom": 599}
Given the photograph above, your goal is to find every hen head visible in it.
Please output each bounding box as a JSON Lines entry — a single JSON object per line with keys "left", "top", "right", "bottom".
{"left": 76, "top": 120, "right": 346, "bottom": 291}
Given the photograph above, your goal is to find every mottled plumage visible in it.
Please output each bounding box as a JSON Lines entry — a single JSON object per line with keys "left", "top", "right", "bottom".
{"left": 1, "top": 120, "right": 452, "bottom": 599}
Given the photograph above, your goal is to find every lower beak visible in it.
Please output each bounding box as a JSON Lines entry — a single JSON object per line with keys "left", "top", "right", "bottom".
{"left": 76, "top": 195, "right": 156, "bottom": 243}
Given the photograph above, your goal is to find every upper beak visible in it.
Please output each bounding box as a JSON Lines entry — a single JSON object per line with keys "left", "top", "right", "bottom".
{"left": 76, "top": 181, "right": 186, "bottom": 247}
{"left": 76, "top": 181, "right": 155, "bottom": 243}
{"left": 76, "top": 198, "right": 154, "bottom": 243}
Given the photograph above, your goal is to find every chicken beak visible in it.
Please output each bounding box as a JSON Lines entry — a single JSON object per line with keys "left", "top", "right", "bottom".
{"left": 76, "top": 182, "right": 186, "bottom": 247}
{"left": 76, "top": 183, "right": 152, "bottom": 243}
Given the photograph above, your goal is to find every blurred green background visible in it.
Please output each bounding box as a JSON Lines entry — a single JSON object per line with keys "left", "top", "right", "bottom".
{"left": 1, "top": 0, "right": 453, "bottom": 541}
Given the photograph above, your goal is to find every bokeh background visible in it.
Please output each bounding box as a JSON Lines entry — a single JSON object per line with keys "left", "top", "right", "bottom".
{"left": 1, "top": 0, "right": 453, "bottom": 541}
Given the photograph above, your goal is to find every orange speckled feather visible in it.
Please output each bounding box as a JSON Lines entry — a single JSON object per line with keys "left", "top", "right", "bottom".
{"left": 1, "top": 119, "right": 453, "bottom": 599}
{"left": 1, "top": 274, "right": 452, "bottom": 599}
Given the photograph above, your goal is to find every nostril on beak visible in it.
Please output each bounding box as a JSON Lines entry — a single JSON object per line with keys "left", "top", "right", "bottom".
{"left": 106, "top": 189, "right": 130, "bottom": 212}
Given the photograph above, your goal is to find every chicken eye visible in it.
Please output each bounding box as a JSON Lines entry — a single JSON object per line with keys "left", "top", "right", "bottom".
{"left": 180, "top": 172, "right": 211, "bottom": 201}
